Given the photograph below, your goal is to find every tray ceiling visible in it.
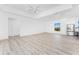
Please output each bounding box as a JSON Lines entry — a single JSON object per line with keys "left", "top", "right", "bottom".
{"left": 0, "top": 4, "right": 75, "bottom": 18}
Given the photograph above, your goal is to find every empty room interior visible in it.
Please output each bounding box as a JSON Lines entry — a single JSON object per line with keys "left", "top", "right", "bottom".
{"left": 0, "top": 4, "right": 79, "bottom": 55}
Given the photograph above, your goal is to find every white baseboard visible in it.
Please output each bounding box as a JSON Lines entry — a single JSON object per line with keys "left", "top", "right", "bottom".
{"left": 20, "top": 32, "right": 48, "bottom": 37}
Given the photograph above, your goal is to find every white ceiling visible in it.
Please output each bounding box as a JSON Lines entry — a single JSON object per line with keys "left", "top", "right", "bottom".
{"left": 51, "top": 4, "right": 79, "bottom": 18}
{"left": 5, "top": 4, "right": 60, "bottom": 12}
{"left": 3, "top": 4, "right": 61, "bottom": 17}
{"left": 0, "top": 4, "right": 79, "bottom": 19}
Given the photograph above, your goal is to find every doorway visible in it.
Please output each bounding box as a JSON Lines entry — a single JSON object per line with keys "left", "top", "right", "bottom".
{"left": 8, "top": 18, "right": 20, "bottom": 39}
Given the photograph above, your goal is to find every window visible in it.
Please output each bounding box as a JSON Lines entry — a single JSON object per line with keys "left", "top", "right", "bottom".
{"left": 53, "top": 20, "right": 61, "bottom": 31}
{"left": 74, "top": 20, "right": 79, "bottom": 32}
{"left": 75, "top": 20, "right": 79, "bottom": 27}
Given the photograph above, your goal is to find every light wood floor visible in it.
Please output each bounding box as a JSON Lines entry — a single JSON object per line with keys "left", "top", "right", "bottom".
{"left": 0, "top": 33, "right": 79, "bottom": 55}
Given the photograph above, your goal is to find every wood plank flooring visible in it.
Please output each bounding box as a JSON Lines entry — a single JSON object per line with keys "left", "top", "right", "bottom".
{"left": 0, "top": 33, "right": 79, "bottom": 55}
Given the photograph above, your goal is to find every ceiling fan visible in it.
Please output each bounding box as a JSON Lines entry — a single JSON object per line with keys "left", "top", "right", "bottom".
{"left": 27, "top": 5, "right": 40, "bottom": 15}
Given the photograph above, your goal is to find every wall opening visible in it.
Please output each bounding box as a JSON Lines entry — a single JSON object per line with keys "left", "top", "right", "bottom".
{"left": 8, "top": 17, "right": 20, "bottom": 39}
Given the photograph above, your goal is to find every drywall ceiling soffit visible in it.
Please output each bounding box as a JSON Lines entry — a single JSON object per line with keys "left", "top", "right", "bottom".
{"left": 39, "top": 4, "right": 79, "bottom": 20}
{"left": 2, "top": 4, "right": 60, "bottom": 18}
{"left": 0, "top": 4, "right": 72, "bottom": 19}
{"left": 36, "top": 4, "right": 72, "bottom": 18}
{"left": 65, "top": 5, "right": 79, "bottom": 17}
{"left": 53, "top": 5, "right": 79, "bottom": 18}
{"left": 0, "top": 5, "right": 37, "bottom": 19}
{"left": 5, "top": 4, "right": 59, "bottom": 13}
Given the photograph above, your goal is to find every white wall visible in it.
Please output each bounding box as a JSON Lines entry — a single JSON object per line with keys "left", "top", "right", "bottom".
{"left": 0, "top": 6, "right": 77, "bottom": 39}
{"left": 8, "top": 18, "right": 20, "bottom": 36}
{"left": 20, "top": 18, "right": 47, "bottom": 36}
{"left": 0, "top": 11, "right": 8, "bottom": 40}
{"left": 45, "top": 17, "right": 77, "bottom": 35}
{"left": 0, "top": 11, "right": 77, "bottom": 40}
{"left": 6, "top": 12, "right": 46, "bottom": 37}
